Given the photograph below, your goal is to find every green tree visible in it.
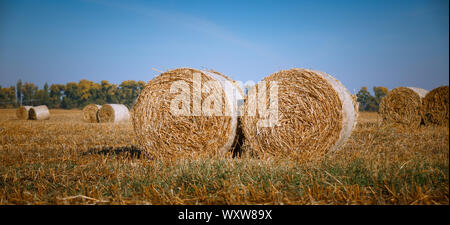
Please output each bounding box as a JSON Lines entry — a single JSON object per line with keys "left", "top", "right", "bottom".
{"left": 49, "top": 84, "right": 64, "bottom": 108}
{"left": 78, "top": 79, "right": 99, "bottom": 107}
{"left": 100, "top": 80, "right": 119, "bottom": 104}
{"left": 356, "top": 86, "right": 378, "bottom": 111}
{"left": 118, "top": 80, "right": 144, "bottom": 108}
{"left": 0, "top": 86, "right": 16, "bottom": 108}
{"left": 21, "top": 82, "right": 38, "bottom": 106}
{"left": 37, "top": 82, "right": 51, "bottom": 106}
{"left": 62, "top": 82, "right": 80, "bottom": 109}
{"left": 373, "top": 86, "right": 388, "bottom": 105}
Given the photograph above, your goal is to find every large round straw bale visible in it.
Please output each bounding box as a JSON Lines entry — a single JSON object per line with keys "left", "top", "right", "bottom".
{"left": 241, "top": 68, "right": 358, "bottom": 161}
{"left": 98, "top": 104, "right": 130, "bottom": 123}
{"left": 16, "top": 106, "right": 32, "bottom": 120}
{"left": 421, "top": 86, "right": 449, "bottom": 126}
{"left": 82, "top": 104, "right": 101, "bottom": 123}
{"left": 132, "top": 68, "right": 244, "bottom": 159}
{"left": 29, "top": 105, "right": 50, "bottom": 120}
{"left": 379, "top": 87, "right": 428, "bottom": 127}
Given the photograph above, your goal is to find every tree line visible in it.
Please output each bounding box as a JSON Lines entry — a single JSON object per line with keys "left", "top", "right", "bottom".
{"left": 1, "top": 79, "right": 387, "bottom": 112}
{"left": 356, "top": 86, "right": 388, "bottom": 112}
{"left": 0, "top": 79, "right": 146, "bottom": 109}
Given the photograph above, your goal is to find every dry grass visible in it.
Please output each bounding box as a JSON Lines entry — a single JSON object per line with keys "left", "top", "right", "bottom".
{"left": 0, "top": 110, "right": 448, "bottom": 205}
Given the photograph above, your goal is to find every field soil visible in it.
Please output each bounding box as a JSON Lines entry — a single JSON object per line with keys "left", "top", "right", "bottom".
{"left": 0, "top": 109, "right": 448, "bottom": 204}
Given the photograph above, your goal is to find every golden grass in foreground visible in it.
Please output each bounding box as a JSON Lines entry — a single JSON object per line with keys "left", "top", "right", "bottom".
{"left": 0, "top": 110, "right": 448, "bottom": 204}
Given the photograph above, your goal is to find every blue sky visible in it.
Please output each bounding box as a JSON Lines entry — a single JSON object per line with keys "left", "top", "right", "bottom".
{"left": 0, "top": 0, "right": 448, "bottom": 93}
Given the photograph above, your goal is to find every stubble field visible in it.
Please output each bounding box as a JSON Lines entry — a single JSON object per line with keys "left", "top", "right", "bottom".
{"left": 0, "top": 109, "right": 448, "bottom": 204}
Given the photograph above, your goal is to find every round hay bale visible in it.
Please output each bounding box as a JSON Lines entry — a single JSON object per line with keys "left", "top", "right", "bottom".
{"left": 82, "top": 104, "right": 101, "bottom": 123}
{"left": 379, "top": 87, "right": 428, "bottom": 127}
{"left": 16, "top": 106, "right": 32, "bottom": 120}
{"left": 29, "top": 105, "right": 50, "bottom": 120}
{"left": 132, "top": 68, "right": 244, "bottom": 159}
{"left": 421, "top": 86, "right": 449, "bottom": 126}
{"left": 98, "top": 104, "right": 130, "bottom": 123}
{"left": 241, "top": 68, "right": 358, "bottom": 161}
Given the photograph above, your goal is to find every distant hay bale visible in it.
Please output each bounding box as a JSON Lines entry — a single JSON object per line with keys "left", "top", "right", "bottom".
{"left": 421, "top": 86, "right": 449, "bottom": 126}
{"left": 16, "top": 106, "right": 32, "bottom": 120}
{"left": 241, "top": 68, "right": 358, "bottom": 161}
{"left": 98, "top": 104, "right": 130, "bottom": 123}
{"left": 132, "top": 68, "right": 244, "bottom": 159}
{"left": 29, "top": 105, "right": 50, "bottom": 120}
{"left": 379, "top": 87, "right": 428, "bottom": 127}
{"left": 82, "top": 104, "right": 101, "bottom": 123}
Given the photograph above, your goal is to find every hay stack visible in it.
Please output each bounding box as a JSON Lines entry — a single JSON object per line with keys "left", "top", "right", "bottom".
{"left": 29, "top": 105, "right": 50, "bottom": 120}
{"left": 98, "top": 104, "right": 130, "bottom": 123}
{"left": 241, "top": 68, "right": 358, "bottom": 161}
{"left": 421, "top": 86, "right": 449, "bottom": 126}
{"left": 379, "top": 87, "right": 428, "bottom": 127}
{"left": 16, "top": 106, "right": 32, "bottom": 120}
{"left": 82, "top": 104, "right": 101, "bottom": 123}
{"left": 132, "top": 68, "right": 244, "bottom": 159}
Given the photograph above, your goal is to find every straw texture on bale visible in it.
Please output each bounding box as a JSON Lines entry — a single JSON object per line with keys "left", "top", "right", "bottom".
{"left": 82, "top": 104, "right": 101, "bottom": 123}
{"left": 379, "top": 87, "right": 428, "bottom": 127}
{"left": 351, "top": 94, "right": 360, "bottom": 112}
{"left": 16, "top": 106, "right": 32, "bottom": 120}
{"left": 421, "top": 86, "right": 449, "bottom": 126}
{"left": 241, "top": 68, "right": 358, "bottom": 161}
{"left": 29, "top": 105, "right": 50, "bottom": 120}
{"left": 98, "top": 104, "right": 130, "bottom": 123}
{"left": 132, "top": 68, "right": 244, "bottom": 159}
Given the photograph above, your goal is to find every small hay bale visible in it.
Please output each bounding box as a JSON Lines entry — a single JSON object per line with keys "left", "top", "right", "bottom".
{"left": 132, "top": 68, "right": 244, "bottom": 159}
{"left": 421, "top": 86, "right": 449, "bottom": 126}
{"left": 16, "top": 106, "right": 32, "bottom": 120}
{"left": 98, "top": 104, "right": 130, "bottom": 123}
{"left": 379, "top": 87, "right": 428, "bottom": 127}
{"left": 82, "top": 104, "right": 101, "bottom": 123}
{"left": 241, "top": 68, "right": 358, "bottom": 161}
{"left": 29, "top": 105, "right": 50, "bottom": 120}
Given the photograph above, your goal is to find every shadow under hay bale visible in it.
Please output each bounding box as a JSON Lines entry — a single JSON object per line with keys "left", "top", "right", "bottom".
{"left": 83, "top": 146, "right": 142, "bottom": 158}
{"left": 231, "top": 119, "right": 245, "bottom": 158}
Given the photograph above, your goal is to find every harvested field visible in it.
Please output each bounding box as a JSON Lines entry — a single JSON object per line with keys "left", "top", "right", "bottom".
{"left": 0, "top": 109, "right": 448, "bottom": 204}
